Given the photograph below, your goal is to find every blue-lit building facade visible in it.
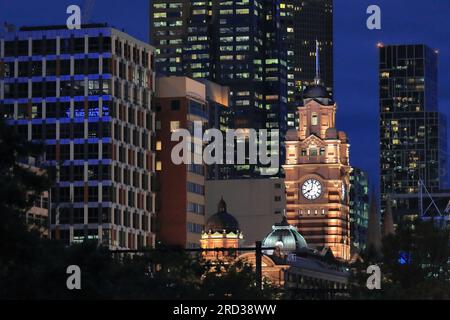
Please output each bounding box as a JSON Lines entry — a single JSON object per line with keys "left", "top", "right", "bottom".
{"left": 0, "top": 25, "right": 157, "bottom": 249}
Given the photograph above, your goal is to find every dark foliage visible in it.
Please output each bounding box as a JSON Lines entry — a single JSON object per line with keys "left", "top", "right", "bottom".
{"left": 349, "top": 219, "right": 450, "bottom": 299}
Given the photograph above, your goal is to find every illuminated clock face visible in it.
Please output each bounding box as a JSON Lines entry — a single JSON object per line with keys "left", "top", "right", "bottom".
{"left": 302, "top": 179, "right": 322, "bottom": 200}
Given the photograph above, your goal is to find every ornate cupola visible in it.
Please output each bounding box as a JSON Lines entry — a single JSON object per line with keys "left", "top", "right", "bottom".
{"left": 262, "top": 216, "right": 308, "bottom": 256}
{"left": 200, "top": 198, "right": 244, "bottom": 261}
{"left": 283, "top": 40, "right": 352, "bottom": 261}
{"left": 301, "top": 40, "right": 334, "bottom": 107}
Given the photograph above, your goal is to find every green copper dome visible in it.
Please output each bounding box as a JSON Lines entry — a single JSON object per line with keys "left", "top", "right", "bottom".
{"left": 262, "top": 216, "right": 308, "bottom": 255}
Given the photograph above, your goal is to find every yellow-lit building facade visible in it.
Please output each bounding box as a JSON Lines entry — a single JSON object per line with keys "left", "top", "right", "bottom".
{"left": 200, "top": 198, "right": 243, "bottom": 261}
{"left": 283, "top": 78, "right": 352, "bottom": 261}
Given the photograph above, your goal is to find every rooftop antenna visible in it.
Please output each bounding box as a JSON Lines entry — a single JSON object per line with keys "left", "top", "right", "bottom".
{"left": 314, "top": 39, "right": 322, "bottom": 85}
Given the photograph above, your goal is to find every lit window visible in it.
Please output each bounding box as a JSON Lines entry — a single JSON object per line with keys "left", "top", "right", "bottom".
{"left": 220, "top": 55, "right": 233, "bottom": 61}
{"left": 311, "top": 113, "right": 318, "bottom": 125}
{"left": 156, "top": 141, "right": 162, "bottom": 151}
{"left": 31, "top": 105, "right": 38, "bottom": 119}
{"left": 236, "top": 36, "right": 249, "bottom": 42}
{"left": 170, "top": 121, "right": 180, "bottom": 132}
{"left": 320, "top": 148, "right": 325, "bottom": 156}
{"left": 156, "top": 161, "right": 162, "bottom": 171}
{"left": 236, "top": 9, "right": 249, "bottom": 14}
{"left": 220, "top": 37, "right": 233, "bottom": 43}
{"left": 153, "top": 13, "right": 167, "bottom": 18}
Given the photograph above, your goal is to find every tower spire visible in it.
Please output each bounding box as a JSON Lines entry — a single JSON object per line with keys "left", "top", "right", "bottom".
{"left": 314, "top": 39, "right": 322, "bottom": 85}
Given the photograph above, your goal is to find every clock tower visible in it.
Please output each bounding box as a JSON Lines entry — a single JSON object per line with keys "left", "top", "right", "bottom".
{"left": 283, "top": 42, "right": 351, "bottom": 261}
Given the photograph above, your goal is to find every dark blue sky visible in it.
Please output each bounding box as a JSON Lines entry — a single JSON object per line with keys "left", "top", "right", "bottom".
{"left": 1, "top": 0, "right": 450, "bottom": 192}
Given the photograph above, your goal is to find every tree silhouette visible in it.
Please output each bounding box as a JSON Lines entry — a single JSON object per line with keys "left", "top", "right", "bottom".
{"left": 350, "top": 218, "right": 450, "bottom": 299}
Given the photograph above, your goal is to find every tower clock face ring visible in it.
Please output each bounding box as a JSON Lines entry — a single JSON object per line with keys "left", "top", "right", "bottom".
{"left": 302, "top": 179, "right": 323, "bottom": 200}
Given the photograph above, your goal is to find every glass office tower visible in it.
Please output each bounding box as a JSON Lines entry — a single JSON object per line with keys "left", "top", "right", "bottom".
{"left": 150, "top": 0, "right": 286, "bottom": 178}
{"left": 379, "top": 44, "right": 448, "bottom": 220}
{"left": 151, "top": 0, "right": 189, "bottom": 75}
{"left": 0, "top": 24, "right": 157, "bottom": 249}
{"left": 285, "top": 0, "right": 333, "bottom": 129}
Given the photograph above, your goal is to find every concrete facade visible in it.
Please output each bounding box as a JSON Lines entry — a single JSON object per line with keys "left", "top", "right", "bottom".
{"left": 205, "top": 178, "right": 286, "bottom": 246}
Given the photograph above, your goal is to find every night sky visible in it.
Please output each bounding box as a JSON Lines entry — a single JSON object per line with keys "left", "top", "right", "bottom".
{"left": 1, "top": 0, "right": 449, "bottom": 194}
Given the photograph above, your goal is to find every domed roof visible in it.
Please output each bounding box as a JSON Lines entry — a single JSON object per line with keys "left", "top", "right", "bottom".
{"left": 303, "top": 84, "right": 330, "bottom": 99}
{"left": 205, "top": 198, "right": 240, "bottom": 233}
{"left": 338, "top": 131, "right": 348, "bottom": 142}
{"left": 325, "top": 127, "right": 338, "bottom": 139}
{"left": 262, "top": 216, "right": 308, "bottom": 255}
{"left": 302, "top": 40, "right": 334, "bottom": 105}
{"left": 302, "top": 84, "right": 335, "bottom": 106}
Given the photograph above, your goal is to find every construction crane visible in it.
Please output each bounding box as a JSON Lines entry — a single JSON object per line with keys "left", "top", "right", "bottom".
{"left": 418, "top": 179, "right": 449, "bottom": 228}
{"left": 82, "top": 0, "right": 95, "bottom": 25}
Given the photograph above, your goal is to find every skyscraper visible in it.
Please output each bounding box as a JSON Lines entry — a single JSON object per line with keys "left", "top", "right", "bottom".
{"left": 150, "top": 0, "right": 287, "bottom": 177}
{"left": 150, "top": 1, "right": 334, "bottom": 177}
{"left": 150, "top": 0, "right": 273, "bottom": 115}
{"left": 150, "top": 0, "right": 189, "bottom": 76}
{"left": 154, "top": 76, "right": 230, "bottom": 248}
{"left": 379, "top": 44, "right": 448, "bottom": 219}
{"left": 0, "top": 24, "right": 157, "bottom": 249}
{"left": 285, "top": 0, "right": 333, "bottom": 128}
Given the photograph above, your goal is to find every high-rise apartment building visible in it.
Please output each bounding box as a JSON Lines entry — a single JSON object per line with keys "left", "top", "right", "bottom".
{"left": 379, "top": 44, "right": 447, "bottom": 219}
{"left": 0, "top": 24, "right": 157, "bottom": 249}
{"left": 154, "top": 76, "right": 229, "bottom": 248}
